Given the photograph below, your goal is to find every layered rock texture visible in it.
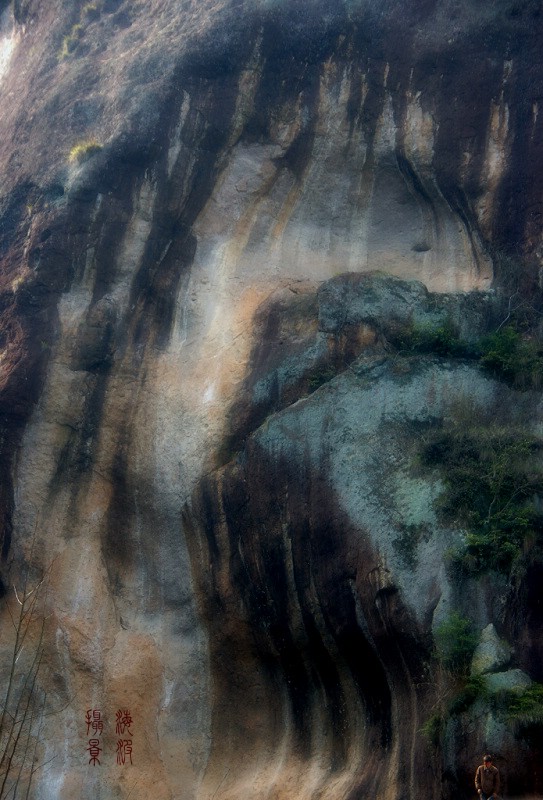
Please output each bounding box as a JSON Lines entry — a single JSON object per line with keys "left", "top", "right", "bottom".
{"left": 1, "top": 0, "right": 543, "bottom": 798}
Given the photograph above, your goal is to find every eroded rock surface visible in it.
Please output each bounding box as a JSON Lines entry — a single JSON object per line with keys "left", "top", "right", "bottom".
{"left": 0, "top": 1, "right": 542, "bottom": 799}
{"left": 185, "top": 274, "right": 543, "bottom": 799}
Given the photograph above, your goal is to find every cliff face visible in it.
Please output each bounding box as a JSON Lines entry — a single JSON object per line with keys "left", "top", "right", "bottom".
{"left": 0, "top": 1, "right": 542, "bottom": 798}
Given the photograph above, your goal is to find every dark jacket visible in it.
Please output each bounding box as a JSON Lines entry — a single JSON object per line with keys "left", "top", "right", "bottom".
{"left": 475, "top": 764, "right": 500, "bottom": 796}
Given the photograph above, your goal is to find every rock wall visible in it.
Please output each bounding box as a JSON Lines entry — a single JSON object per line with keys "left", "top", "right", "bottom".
{"left": 0, "top": 1, "right": 542, "bottom": 798}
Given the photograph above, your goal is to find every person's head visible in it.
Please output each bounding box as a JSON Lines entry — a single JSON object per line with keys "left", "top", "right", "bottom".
{"left": 483, "top": 755, "right": 492, "bottom": 766}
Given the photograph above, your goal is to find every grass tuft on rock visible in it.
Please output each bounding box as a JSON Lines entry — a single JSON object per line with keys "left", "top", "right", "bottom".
{"left": 82, "top": 2, "right": 102, "bottom": 20}
{"left": 68, "top": 139, "right": 102, "bottom": 165}
{"left": 58, "top": 23, "right": 84, "bottom": 60}
{"left": 58, "top": 3, "right": 102, "bottom": 60}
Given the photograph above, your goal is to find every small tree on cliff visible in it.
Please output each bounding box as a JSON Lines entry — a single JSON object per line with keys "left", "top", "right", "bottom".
{"left": 434, "top": 612, "right": 477, "bottom": 675}
{"left": 0, "top": 562, "right": 49, "bottom": 800}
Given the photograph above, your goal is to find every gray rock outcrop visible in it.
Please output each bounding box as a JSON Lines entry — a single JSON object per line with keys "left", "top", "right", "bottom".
{"left": 472, "top": 624, "right": 512, "bottom": 675}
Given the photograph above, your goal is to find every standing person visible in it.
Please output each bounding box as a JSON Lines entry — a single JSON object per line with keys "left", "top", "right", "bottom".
{"left": 475, "top": 754, "right": 500, "bottom": 799}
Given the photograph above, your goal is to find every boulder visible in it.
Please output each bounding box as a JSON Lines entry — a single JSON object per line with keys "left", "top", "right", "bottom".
{"left": 485, "top": 669, "right": 533, "bottom": 694}
{"left": 471, "top": 624, "right": 512, "bottom": 675}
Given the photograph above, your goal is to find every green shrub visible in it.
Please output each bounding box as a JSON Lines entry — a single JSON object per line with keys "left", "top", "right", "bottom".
{"left": 68, "top": 139, "right": 102, "bottom": 165}
{"left": 480, "top": 326, "right": 543, "bottom": 388}
{"left": 307, "top": 364, "right": 335, "bottom": 392}
{"left": 421, "top": 421, "right": 543, "bottom": 574}
{"left": 393, "top": 316, "right": 543, "bottom": 389}
{"left": 421, "top": 712, "right": 443, "bottom": 747}
{"left": 395, "top": 319, "right": 471, "bottom": 358}
{"left": 422, "top": 675, "right": 488, "bottom": 748}
{"left": 434, "top": 612, "right": 477, "bottom": 674}
{"left": 448, "top": 674, "right": 488, "bottom": 715}
{"left": 393, "top": 523, "right": 430, "bottom": 569}
{"left": 461, "top": 505, "right": 538, "bottom": 574}
{"left": 505, "top": 683, "right": 543, "bottom": 728}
